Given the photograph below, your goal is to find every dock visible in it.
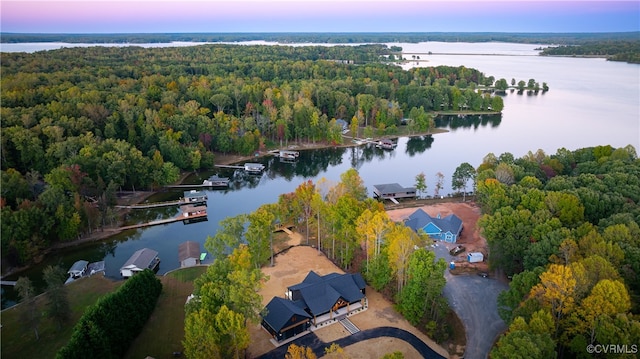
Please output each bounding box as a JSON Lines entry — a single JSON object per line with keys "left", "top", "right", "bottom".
{"left": 1, "top": 281, "right": 17, "bottom": 286}
{"left": 115, "top": 199, "right": 184, "bottom": 209}
{"left": 214, "top": 164, "right": 245, "bottom": 169}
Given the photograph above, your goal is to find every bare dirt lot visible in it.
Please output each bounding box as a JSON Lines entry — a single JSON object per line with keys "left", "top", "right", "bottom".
{"left": 247, "top": 201, "right": 487, "bottom": 359}
{"left": 386, "top": 201, "right": 489, "bottom": 273}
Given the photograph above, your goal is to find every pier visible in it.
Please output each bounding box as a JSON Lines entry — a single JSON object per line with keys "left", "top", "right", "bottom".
{"left": 1, "top": 281, "right": 17, "bottom": 286}
{"left": 115, "top": 199, "right": 184, "bottom": 209}
{"left": 214, "top": 164, "right": 244, "bottom": 169}
{"left": 118, "top": 210, "right": 208, "bottom": 231}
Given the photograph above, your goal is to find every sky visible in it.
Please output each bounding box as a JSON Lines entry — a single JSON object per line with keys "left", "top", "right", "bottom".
{"left": 1, "top": 0, "right": 639, "bottom": 33}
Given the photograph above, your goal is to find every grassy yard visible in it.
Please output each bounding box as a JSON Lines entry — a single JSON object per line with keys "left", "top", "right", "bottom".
{"left": 1, "top": 267, "right": 207, "bottom": 359}
{"left": 0, "top": 275, "right": 122, "bottom": 359}
{"left": 124, "top": 266, "right": 207, "bottom": 359}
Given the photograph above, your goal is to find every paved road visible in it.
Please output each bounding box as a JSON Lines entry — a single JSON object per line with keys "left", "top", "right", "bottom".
{"left": 257, "top": 327, "right": 446, "bottom": 359}
{"left": 434, "top": 243, "right": 509, "bottom": 359}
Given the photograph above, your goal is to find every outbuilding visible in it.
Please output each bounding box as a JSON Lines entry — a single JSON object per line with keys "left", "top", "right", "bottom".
{"left": 178, "top": 241, "right": 201, "bottom": 267}
{"left": 467, "top": 252, "right": 484, "bottom": 263}
{"left": 120, "top": 248, "right": 160, "bottom": 278}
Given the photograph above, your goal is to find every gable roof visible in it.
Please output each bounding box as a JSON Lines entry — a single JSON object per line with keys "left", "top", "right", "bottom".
{"left": 288, "top": 271, "right": 366, "bottom": 316}
{"left": 121, "top": 248, "right": 158, "bottom": 270}
{"left": 263, "top": 297, "right": 311, "bottom": 332}
{"left": 178, "top": 241, "right": 200, "bottom": 262}
{"left": 405, "top": 208, "right": 463, "bottom": 235}
{"left": 68, "top": 260, "right": 88, "bottom": 275}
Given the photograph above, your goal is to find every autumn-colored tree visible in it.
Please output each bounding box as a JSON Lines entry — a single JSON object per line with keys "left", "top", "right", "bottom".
{"left": 286, "top": 343, "right": 317, "bottom": 359}
{"left": 246, "top": 204, "right": 276, "bottom": 268}
{"left": 387, "top": 223, "right": 418, "bottom": 292}
{"left": 529, "top": 264, "right": 577, "bottom": 334}
{"left": 183, "top": 308, "right": 222, "bottom": 359}
{"left": 355, "top": 208, "right": 392, "bottom": 273}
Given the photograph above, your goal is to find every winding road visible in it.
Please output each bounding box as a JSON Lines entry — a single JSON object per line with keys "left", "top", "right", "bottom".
{"left": 257, "top": 327, "right": 446, "bottom": 359}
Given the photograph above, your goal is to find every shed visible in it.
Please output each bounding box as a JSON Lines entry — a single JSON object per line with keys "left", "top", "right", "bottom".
{"left": 120, "top": 248, "right": 160, "bottom": 278}
{"left": 179, "top": 241, "right": 201, "bottom": 267}
{"left": 67, "top": 260, "right": 89, "bottom": 279}
{"left": 467, "top": 252, "right": 484, "bottom": 263}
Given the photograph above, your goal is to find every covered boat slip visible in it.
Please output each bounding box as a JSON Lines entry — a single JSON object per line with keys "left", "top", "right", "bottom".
{"left": 372, "top": 183, "right": 417, "bottom": 203}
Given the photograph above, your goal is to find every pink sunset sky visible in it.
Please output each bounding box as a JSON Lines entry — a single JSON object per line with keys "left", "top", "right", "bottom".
{"left": 1, "top": 1, "right": 639, "bottom": 33}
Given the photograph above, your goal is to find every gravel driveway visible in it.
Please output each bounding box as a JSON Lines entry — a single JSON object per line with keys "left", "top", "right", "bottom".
{"left": 433, "top": 243, "right": 508, "bottom": 359}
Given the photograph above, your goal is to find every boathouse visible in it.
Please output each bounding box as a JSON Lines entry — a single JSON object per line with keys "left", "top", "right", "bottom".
{"left": 67, "top": 260, "right": 88, "bottom": 279}
{"left": 183, "top": 190, "right": 208, "bottom": 204}
{"left": 404, "top": 208, "right": 463, "bottom": 243}
{"left": 372, "top": 183, "right": 417, "bottom": 203}
{"left": 120, "top": 248, "right": 160, "bottom": 278}
{"left": 178, "top": 241, "right": 201, "bottom": 267}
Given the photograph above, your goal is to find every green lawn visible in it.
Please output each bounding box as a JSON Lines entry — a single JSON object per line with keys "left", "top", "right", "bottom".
{"left": 0, "top": 275, "right": 122, "bottom": 359}
{"left": 1, "top": 267, "right": 207, "bottom": 359}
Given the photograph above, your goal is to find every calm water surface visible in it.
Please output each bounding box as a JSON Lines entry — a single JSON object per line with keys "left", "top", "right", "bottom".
{"left": 2, "top": 42, "right": 638, "bottom": 308}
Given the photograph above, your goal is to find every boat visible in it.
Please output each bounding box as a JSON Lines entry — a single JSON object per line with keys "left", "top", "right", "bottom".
{"left": 202, "top": 175, "right": 230, "bottom": 187}
{"left": 244, "top": 162, "right": 265, "bottom": 173}
{"left": 278, "top": 150, "right": 299, "bottom": 159}
{"left": 376, "top": 139, "right": 396, "bottom": 150}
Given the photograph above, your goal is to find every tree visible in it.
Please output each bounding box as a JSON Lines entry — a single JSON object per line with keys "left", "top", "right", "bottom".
{"left": 15, "top": 276, "right": 40, "bottom": 340}
{"left": 43, "top": 265, "right": 70, "bottom": 330}
{"left": 452, "top": 162, "right": 476, "bottom": 201}
{"left": 294, "top": 180, "right": 316, "bottom": 245}
{"left": 415, "top": 172, "right": 427, "bottom": 198}
{"left": 286, "top": 343, "right": 317, "bottom": 359}
{"left": 491, "top": 310, "right": 556, "bottom": 359}
{"left": 529, "top": 264, "right": 577, "bottom": 333}
{"left": 183, "top": 308, "right": 222, "bottom": 359}
{"left": 433, "top": 171, "right": 444, "bottom": 198}
{"left": 205, "top": 214, "right": 248, "bottom": 260}
{"left": 214, "top": 305, "right": 250, "bottom": 359}
{"left": 397, "top": 249, "right": 446, "bottom": 325}
{"left": 356, "top": 209, "right": 392, "bottom": 274}
{"left": 246, "top": 204, "right": 276, "bottom": 268}
{"left": 387, "top": 223, "right": 418, "bottom": 292}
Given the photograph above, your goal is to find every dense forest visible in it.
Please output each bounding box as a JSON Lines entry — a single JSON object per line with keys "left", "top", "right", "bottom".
{"left": 472, "top": 145, "right": 640, "bottom": 358}
{"left": 2, "top": 31, "right": 638, "bottom": 45}
{"left": 1, "top": 43, "right": 514, "bottom": 268}
{"left": 184, "top": 144, "right": 640, "bottom": 357}
{"left": 540, "top": 40, "right": 640, "bottom": 64}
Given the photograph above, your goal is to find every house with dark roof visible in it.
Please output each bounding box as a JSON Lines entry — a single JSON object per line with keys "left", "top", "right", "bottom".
{"left": 373, "top": 183, "right": 416, "bottom": 204}
{"left": 404, "top": 208, "right": 463, "bottom": 243}
{"left": 261, "top": 271, "right": 367, "bottom": 341}
{"left": 261, "top": 297, "right": 312, "bottom": 342}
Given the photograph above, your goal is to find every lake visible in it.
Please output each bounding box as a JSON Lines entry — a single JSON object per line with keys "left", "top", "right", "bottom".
{"left": 2, "top": 41, "right": 638, "bottom": 308}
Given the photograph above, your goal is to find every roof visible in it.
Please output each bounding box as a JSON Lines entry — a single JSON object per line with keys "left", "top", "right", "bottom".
{"left": 288, "top": 271, "right": 366, "bottom": 316}
{"left": 121, "top": 248, "right": 159, "bottom": 270}
{"left": 178, "top": 241, "right": 200, "bottom": 262}
{"left": 405, "top": 208, "right": 463, "bottom": 236}
{"left": 373, "top": 183, "right": 416, "bottom": 195}
{"left": 263, "top": 297, "right": 311, "bottom": 332}
{"left": 184, "top": 190, "right": 206, "bottom": 199}
{"left": 68, "top": 260, "right": 88, "bottom": 274}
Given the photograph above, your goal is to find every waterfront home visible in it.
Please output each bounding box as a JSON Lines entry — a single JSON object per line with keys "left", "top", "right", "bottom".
{"left": 120, "top": 248, "right": 160, "bottom": 278}
{"left": 261, "top": 271, "right": 367, "bottom": 342}
{"left": 373, "top": 183, "right": 417, "bottom": 203}
{"left": 404, "top": 208, "right": 463, "bottom": 243}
